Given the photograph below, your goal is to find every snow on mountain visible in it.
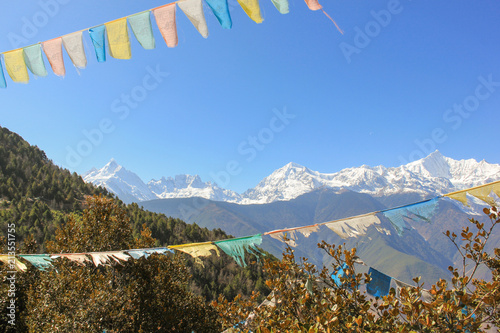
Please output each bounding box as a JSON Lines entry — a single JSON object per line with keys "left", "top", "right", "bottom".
{"left": 83, "top": 151, "right": 500, "bottom": 205}
{"left": 83, "top": 159, "right": 156, "bottom": 204}
{"left": 242, "top": 151, "right": 500, "bottom": 204}
{"left": 148, "top": 175, "right": 242, "bottom": 202}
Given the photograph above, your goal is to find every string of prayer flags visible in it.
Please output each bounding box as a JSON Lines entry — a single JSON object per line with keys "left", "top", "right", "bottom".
{"left": 90, "top": 251, "right": 130, "bottom": 267}
{"left": 0, "top": 57, "right": 6, "bottom": 88}
{"left": 62, "top": 31, "right": 87, "bottom": 69}
{"left": 127, "top": 247, "right": 173, "bottom": 259}
{"left": 0, "top": 255, "right": 27, "bottom": 272}
{"left": 128, "top": 11, "right": 156, "bottom": 50}
{"left": 214, "top": 234, "right": 263, "bottom": 267}
{"left": 89, "top": 25, "right": 107, "bottom": 62}
{"left": 237, "top": 0, "right": 264, "bottom": 23}
{"left": 323, "top": 213, "right": 381, "bottom": 239}
{"left": 177, "top": 0, "right": 209, "bottom": 38}
{"left": 445, "top": 181, "right": 500, "bottom": 207}
{"left": 169, "top": 242, "right": 220, "bottom": 266}
{"left": 270, "top": 0, "right": 289, "bottom": 14}
{"left": 52, "top": 254, "right": 91, "bottom": 266}
{"left": 106, "top": 18, "right": 132, "bottom": 60}
{"left": 23, "top": 44, "right": 48, "bottom": 77}
{"left": 366, "top": 267, "right": 391, "bottom": 298}
{"left": 382, "top": 198, "right": 439, "bottom": 236}
{"left": 153, "top": 4, "right": 179, "bottom": 48}
{"left": 4, "top": 49, "right": 29, "bottom": 83}
{"left": 42, "top": 38, "right": 66, "bottom": 76}
{"left": 18, "top": 254, "right": 53, "bottom": 271}
{"left": 205, "top": 0, "right": 232, "bottom": 29}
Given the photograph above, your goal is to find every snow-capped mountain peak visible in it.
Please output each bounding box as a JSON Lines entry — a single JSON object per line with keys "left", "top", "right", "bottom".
{"left": 83, "top": 152, "right": 500, "bottom": 205}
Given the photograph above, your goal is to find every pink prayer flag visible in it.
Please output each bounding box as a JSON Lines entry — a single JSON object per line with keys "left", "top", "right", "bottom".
{"left": 42, "top": 38, "right": 65, "bottom": 77}
{"left": 153, "top": 4, "right": 178, "bottom": 48}
{"left": 304, "top": 0, "right": 322, "bottom": 11}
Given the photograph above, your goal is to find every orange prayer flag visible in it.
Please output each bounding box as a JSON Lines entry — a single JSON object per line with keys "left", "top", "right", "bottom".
{"left": 153, "top": 4, "right": 178, "bottom": 48}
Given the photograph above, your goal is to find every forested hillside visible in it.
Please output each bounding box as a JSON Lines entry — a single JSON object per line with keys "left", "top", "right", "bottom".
{"left": 0, "top": 126, "right": 269, "bottom": 303}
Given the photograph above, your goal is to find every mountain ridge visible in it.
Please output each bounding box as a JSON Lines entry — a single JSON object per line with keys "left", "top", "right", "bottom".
{"left": 83, "top": 151, "right": 500, "bottom": 205}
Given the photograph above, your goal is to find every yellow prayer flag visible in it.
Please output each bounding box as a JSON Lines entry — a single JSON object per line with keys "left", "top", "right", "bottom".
{"left": 106, "top": 18, "right": 132, "bottom": 59}
{"left": 446, "top": 191, "right": 469, "bottom": 206}
{"left": 169, "top": 242, "right": 220, "bottom": 265}
{"left": 445, "top": 181, "right": 500, "bottom": 207}
{"left": 468, "top": 182, "right": 500, "bottom": 206}
{"left": 0, "top": 255, "right": 28, "bottom": 271}
{"left": 237, "top": 0, "right": 263, "bottom": 23}
{"left": 3, "top": 49, "right": 29, "bottom": 83}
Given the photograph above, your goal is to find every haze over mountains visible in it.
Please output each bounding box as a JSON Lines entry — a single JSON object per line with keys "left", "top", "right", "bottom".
{"left": 84, "top": 151, "right": 500, "bottom": 205}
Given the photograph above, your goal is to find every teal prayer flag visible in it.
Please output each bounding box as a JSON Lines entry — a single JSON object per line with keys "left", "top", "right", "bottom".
{"left": 271, "top": 0, "right": 289, "bottom": 14}
{"left": 89, "top": 25, "right": 106, "bottom": 62}
{"left": 205, "top": 0, "right": 232, "bottom": 29}
{"left": 19, "top": 254, "right": 53, "bottom": 271}
{"left": 214, "top": 234, "right": 262, "bottom": 267}
{"left": 128, "top": 11, "right": 156, "bottom": 50}
{"left": 0, "top": 56, "right": 6, "bottom": 88}
{"left": 23, "top": 44, "right": 48, "bottom": 77}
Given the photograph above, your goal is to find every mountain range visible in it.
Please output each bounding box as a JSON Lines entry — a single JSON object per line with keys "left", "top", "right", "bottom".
{"left": 84, "top": 151, "right": 500, "bottom": 205}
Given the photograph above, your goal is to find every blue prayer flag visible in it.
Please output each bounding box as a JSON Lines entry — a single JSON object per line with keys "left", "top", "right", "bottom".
{"left": 204, "top": 0, "right": 232, "bottom": 29}
{"left": 367, "top": 267, "right": 391, "bottom": 297}
{"left": 0, "top": 56, "right": 6, "bottom": 88}
{"left": 89, "top": 25, "right": 107, "bottom": 62}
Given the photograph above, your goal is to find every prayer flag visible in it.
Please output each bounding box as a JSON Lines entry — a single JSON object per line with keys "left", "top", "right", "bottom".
{"left": 153, "top": 4, "right": 178, "bottom": 48}
{"left": 382, "top": 198, "right": 439, "bottom": 236}
{"left": 106, "top": 18, "right": 132, "bottom": 59}
{"left": 90, "top": 251, "right": 130, "bottom": 267}
{"left": 0, "top": 255, "right": 28, "bottom": 272}
{"left": 331, "top": 263, "right": 349, "bottom": 287}
{"left": 23, "top": 44, "right": 48, "bottom": 77}
{"left": 3, "top": 49, "right": 29, "bottom": 83}
{"left": 270, "top": 0, "right": 289, "bottom": 14}
{"left": 205, "top": 0, "right": 232, "bottom": 29}
{"left": 19, "top": 254, "right": 53, "bottom": 271}
{"left": 177, "top": 0, "right": 209, "bottom": 38}
{"left": 42, "top": 38, "right": 65, "bottom": 76}
{"left": 127, "top": 247, "right": 173, "bottom": 259}
{"left": 62, "top": 31, "right": 87, "bottom": 69}
{"left": 237, "top": 0, "right": 263, "bottom": 23}
{"left": 304, "top": 0, "right": 322, "bottom": 11}
{"left": 89, "top": 25, "right": 107, "bottom": 62}
{"left": 323, "top": 213, "right": 381, "bottom": 239}
{"left": 394, "top": 279, "right": 412, "bottom": 298}
{"left": 52, "top": 254, "right": 91, "bottom": 265}
{"left": 214, "top": 234, "right": 263, "bottom": 267}
{"left": 367, "top": 267, "right": 391, "bottom": 297}
{"left": 170, "top": 242, "right": 220, "bottom": 265}
{"left": 445, "top": 181, "right": 500, "bottom": 207}
{"left": 0, "top": 56, "right": 6, "bottom": 88}
{"left": 128, "top": 11, "right": 156, "bottom": 50}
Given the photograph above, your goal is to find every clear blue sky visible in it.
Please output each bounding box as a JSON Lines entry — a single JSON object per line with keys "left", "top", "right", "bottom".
{"left": 1, "top": 0, "right": 499, "bottom": 193}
